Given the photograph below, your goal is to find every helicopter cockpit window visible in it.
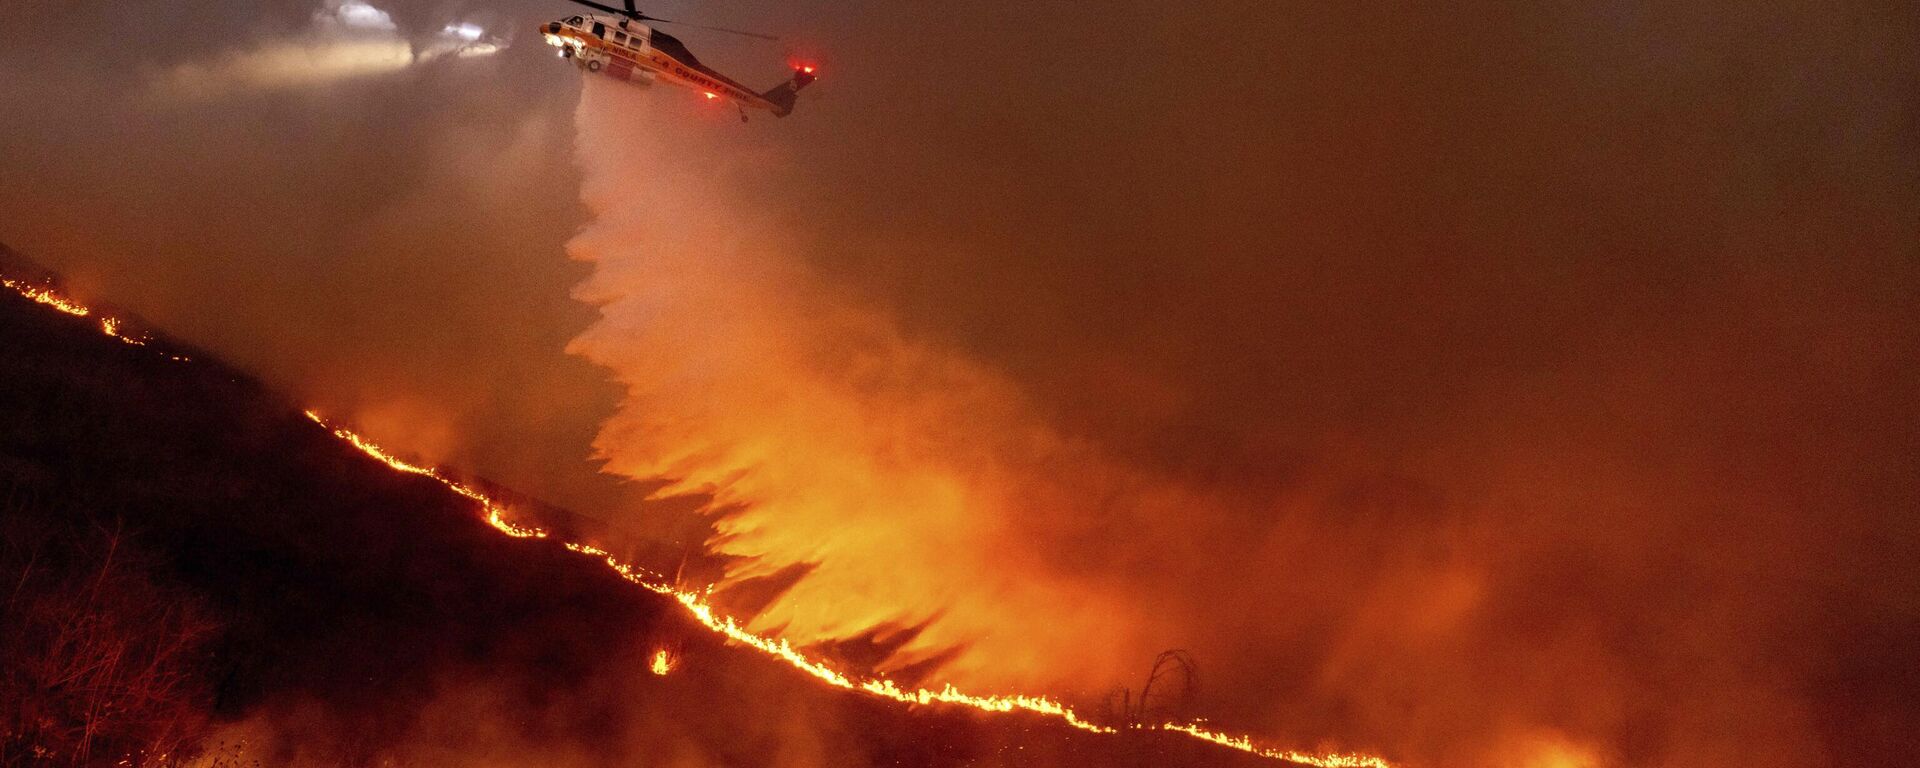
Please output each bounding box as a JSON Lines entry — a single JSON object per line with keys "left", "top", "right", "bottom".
{"left": 648, "top": 31, "right": 702, "bottom": 68}
{"left": 566, "top": 16, "right": 582, "bottom": 25}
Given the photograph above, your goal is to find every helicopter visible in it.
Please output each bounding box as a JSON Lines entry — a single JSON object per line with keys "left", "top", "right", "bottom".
{"left": 539, "top": 0, "right": 816, "bottom": 120}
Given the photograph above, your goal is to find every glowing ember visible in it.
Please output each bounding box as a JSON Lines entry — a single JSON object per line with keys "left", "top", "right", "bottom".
{"left": 0, "top": 273, "right": 1388, "bottom": 768}
{"left": 100, "top": 316, "right": 150, "bottom": 346}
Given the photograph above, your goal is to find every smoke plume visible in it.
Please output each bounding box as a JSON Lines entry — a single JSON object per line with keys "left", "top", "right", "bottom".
{"left": 567, "top": 80, "right": 1179, "bottom": 692}
{"left": 563, "top": 4, "right": 1920, "bottom": 760}
{"left": 3, "top": 0, "right": 1914, "bottom": 765}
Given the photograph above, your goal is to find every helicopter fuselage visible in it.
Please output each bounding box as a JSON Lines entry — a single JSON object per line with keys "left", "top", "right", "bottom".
{"left": 540, "top": 14, "right": 795, "bottom": 114}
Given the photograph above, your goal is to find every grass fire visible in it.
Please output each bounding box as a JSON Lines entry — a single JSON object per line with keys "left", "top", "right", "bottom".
{"left": 1, "top": 256, "right": 1383, "bottom": 766}
{"left": 2, "top": 2, "right": 1916, "bottom": 765}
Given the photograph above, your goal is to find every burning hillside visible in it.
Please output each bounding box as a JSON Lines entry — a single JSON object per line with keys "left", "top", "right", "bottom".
{"left": 0, "top": 248, "right": 1382, "bottom": 766}
{"left": 5, "top": 0, "right": 1915, "bottom": 763}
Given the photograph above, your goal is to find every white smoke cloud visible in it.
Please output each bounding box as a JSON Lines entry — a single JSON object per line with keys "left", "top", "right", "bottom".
{"left": 321, "top": 0, "right": 397, "bottom": 32}
{"left": 565, "top": 81, "right": 1171, "bottom": 693}
{"left": 149, "top": 0, "right": 501, "bottom": 99}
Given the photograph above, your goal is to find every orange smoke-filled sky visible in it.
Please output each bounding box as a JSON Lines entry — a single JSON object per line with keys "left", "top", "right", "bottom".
{"left": 3, "top": 1, "right": 1918, "bottom": 766}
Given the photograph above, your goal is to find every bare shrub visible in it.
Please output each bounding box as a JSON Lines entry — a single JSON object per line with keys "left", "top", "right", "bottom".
{"left": 2, "top": 512, "right": 220, "bottom": 767}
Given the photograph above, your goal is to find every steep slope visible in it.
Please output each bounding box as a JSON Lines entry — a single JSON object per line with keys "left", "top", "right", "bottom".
{"left": 0, "top": 247, "right": 1286, "bottom": 768}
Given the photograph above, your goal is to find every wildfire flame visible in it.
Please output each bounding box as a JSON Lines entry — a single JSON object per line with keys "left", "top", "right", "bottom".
{"left": 4, "top": 277, "right": 91, "bottom": 317}
{"left": 0, "top": 274, "right": 1391, "bottom": 768}
{"left": 314, "top": 415, "right": 1390, "bottom": 768}
{"left": 3, "top": 278, "right": 183, "bottom": 357}
{"left": 301, "top": 411, "right": 549, "bottom": 539}
{"left": 100, "top": 317, "right": 148, "bottom": 346}
{"left": 1158, "top": 723, "right": 1394, "bottom": 768}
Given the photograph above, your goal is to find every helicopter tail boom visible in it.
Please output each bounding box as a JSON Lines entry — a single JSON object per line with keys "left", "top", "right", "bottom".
{"left": 759, "top": 66, "right": 817, "bottom": 117}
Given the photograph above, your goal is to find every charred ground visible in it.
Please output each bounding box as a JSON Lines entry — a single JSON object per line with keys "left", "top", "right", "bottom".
{"left": 0, "top": 246, "right": 1272, "bottom": 768}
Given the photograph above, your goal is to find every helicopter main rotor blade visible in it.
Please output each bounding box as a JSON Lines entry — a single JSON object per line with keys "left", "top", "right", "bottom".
{"left": 564, "top": 0, "right": 642, "bottom": 19}
{"left": 557, "top": 0, "right": 779, "bottom": 41}
{"left": 646, "top": 17, "right": 779, "bottom": 41}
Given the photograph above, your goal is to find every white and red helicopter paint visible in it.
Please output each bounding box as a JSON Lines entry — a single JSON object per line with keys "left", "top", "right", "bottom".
{"left": 540, "top": 0, "right": 816, "bottom": 120}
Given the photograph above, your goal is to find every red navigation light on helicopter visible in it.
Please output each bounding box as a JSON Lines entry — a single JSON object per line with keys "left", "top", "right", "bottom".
{"left": 789, "top": 63, "right": 817, "bottom": 89}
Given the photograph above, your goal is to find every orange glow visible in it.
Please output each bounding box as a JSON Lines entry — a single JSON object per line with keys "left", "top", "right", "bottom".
{"left": 1508, "top": 731, "right": 1603, "bottom": 768}
{"left": 802, "top": 65, "right": 815, "bottom": 74}
{"left": 0, "top": 273, "right": 1389, "bottom": 768}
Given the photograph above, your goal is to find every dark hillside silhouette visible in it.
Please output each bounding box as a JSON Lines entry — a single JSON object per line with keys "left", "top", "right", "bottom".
{"left": 0, "top": 247, "right": 1273, "bottom": 767}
